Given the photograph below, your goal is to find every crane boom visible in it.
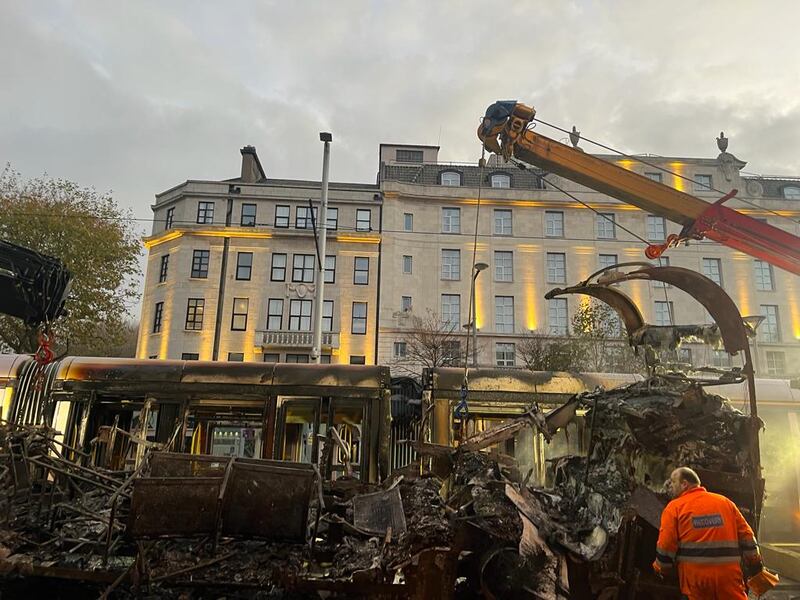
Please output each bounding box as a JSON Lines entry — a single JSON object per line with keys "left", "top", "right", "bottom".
{"left": 478, "top": 101, "right": 800, "bottom": 276}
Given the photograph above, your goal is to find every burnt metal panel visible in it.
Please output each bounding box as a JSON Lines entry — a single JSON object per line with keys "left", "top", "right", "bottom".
{"left": 128, "top": 477, "right": 221, "bottom": 537}
{"left": 149, "top": 452, "right": 229, "bottom": 478}
{"left": 180, "top": 361, "right": 275, "bottom": 385}
{"left": 0, "top": 354, "right": 30, "bottom": 384}
{"left": 353, "top": 487, "right": 407, "bottom": 535}
{"left": 220, "top": 459, "right": 315, "bottom": 541}
{"left": 270, "top": 363, "right": 390, "bottom": 397}
{"left": 427, "top": 368, "right": 640, "bottom": 401}
{"left": 545, "top": 284, "right": 644, "bottom": 340}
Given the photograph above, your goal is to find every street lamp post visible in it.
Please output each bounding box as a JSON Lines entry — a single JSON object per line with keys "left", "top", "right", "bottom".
{"left": 470, "top": 262, "right": 489, "bottom": 367}
{"left": 312, "top": 132, "right": 332, "bottom": 364}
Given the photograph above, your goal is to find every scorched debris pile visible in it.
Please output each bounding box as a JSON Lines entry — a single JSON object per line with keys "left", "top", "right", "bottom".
{"left": 0, "top": 377, "right": 761, "bottom": 599}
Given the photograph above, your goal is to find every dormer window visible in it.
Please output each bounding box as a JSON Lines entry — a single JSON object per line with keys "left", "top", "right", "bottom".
{"left": 490, "top": 173, "right": 511, "bottom": 188}
{"left": 440, "top": 171, "right": 461, "bottom": 186}
{"left": 396, "top": 149, "right": 423, "bottom": 163}
{"left": 782, "top": 185, "right": 800, "bottom": 200}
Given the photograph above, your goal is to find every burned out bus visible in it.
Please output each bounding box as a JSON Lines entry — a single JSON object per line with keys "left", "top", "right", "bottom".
{"left": 0, "top": 355, "right": 392, "bottom": 483}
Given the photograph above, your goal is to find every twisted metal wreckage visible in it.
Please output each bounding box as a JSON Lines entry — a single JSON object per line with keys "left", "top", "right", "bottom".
{"left": 0, "top": 265, "right": 765, "bottom": 598}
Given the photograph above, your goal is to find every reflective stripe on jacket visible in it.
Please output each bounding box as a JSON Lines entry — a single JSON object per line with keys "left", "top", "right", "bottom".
{"left": 654, "top": 486, "right": 760, "bottom": 574}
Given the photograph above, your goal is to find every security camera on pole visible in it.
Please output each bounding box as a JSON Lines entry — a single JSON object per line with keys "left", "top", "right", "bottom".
{"left": 311, "top": 132, "right": 332, "bottom": 364}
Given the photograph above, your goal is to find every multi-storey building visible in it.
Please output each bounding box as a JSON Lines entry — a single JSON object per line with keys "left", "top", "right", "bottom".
{"left": 138, "top": 140, "right": 800, "bottom": 379}
{"left": 137, "top": 146, "right": 381, "bottom": 364}
{"left": 377, "top": 141, "right": 800, "bottom": 378}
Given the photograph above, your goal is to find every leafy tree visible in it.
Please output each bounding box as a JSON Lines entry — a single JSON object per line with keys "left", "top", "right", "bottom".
{"left": 0, "top": 165, "right": 141, "bottom": 355}
{"left": 518, "top": 300, "right": 644, "bottom": 374}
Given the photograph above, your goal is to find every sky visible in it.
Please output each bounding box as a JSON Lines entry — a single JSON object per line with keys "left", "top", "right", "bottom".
{"left": 2, "top": 0, "right": 799, "bottom": 316}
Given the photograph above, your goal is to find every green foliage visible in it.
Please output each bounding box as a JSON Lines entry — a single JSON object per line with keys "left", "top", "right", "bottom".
{"left": 519, "top": 300, "right": 645, "bottom": 374}
{"left": 0, "top": 165, "right": 142, "bottom": 354}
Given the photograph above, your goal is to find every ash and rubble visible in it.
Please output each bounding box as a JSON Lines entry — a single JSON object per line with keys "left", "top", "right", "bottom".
{"left": 0, "top": 376, "right": 760, "bottom": 598}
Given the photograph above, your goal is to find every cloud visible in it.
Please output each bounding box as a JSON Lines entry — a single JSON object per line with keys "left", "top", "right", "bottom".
{"left": 1, "top": 1, "right": 798, "bottom": 256}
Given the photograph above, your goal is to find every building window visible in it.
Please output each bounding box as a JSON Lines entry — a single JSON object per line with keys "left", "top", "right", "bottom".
{"left": 754, "top": 260, "right": 774, "bottom": 291}
{"left": 401, "top": 296, "right": 412, "bottom": 312}
{"left": 402, "top": 255, "right": 413, "bottom": 274}
{"left": 443, "top": 341, "right": 461, "bottom": 364}
{"left": 545, "top": 211, "right": 564, "bottom": 237}
{"left": 152, "top": 302, "right": 163, "bottom": 333}
{"left": 325, "top": 255, "right": 336, "bottom": 284}
{"left": 296, "top": 206, "right": 317, "bottom": 229}
{"left": 441, "top": 249, "right": 460, "bottom": 280}
{"left": 782, "top": 186, "right": 800, "bottom": 200}
{"left": 494, "top": 209, "right": 512, "bottom": 235}
{"left": 286, "top": 354, "right": 310, "bottom": 363}
{"left": 267, "top": 299, "right": 283, "bottom": 330}
{"left": 354, "top": 256, "right": 369, "bottom": 285}
{"left": 323, "top": 300, "right": 334, "bottom": 332}
{"left": 326, "top": 207, "right": 338, "bottom": 230}
{"left": 394, "top": 341, "right": 407, "bottom": 359}
{"left": 403, "top": 213, "right": 413, "bottom": 232}
{"left": 227, "top": 352, "right": 244, "bottom": 362}
{"left": 442, "top": 208, "right": 460, "bottom": 233}
{"left": 647, "top": 215, "right": 666, "bottom": 241}
{"left": 759, "top": 305, "right": 780, "bottom": 343}
{"left": 165, "top": 207, "right": 175, "bottom": 229}
{"left": 289, "top": 299, "right": 312, "bottom": 331}
{"left": 441, "top": 171, "right": 461, "bottom": 186}
{"left": 241, "top": 203, "right": 257, "bottom": 227}
{"left": 765, "top": 351, "right": 786, "bottom": 376}
{"left": 496, "top": 343, "right": 515, "bottom": 367}
{"left": 441, "top": 294, "right": 460, "bottom": 330}
{"left": 271, "top": 253, "right": 287, "bottom": 281}
{"left": 711, "top": 349, "right": 731, "bottom": 367}
{"left": 677, "top": 347, "right": 692, "bottom": 365}
{"left": 645, "top": 172, "right": 663, "bottom": 183}
{"left": 495, "top": 296, "right": 514, "bottom": 333}
{"left": 352, "top": 302, "right": 367, "bottom": 335}
{"left": 292, "top": 254, "right": 315, "bottom": 283}
{"left": 546, "top": 253, "right": 566, "bottom": 284}
{"left": 356, "top": 209, "right": 371, "bottom": 231}
{"left": 349, "top": 355, "right": 366, "bottom": 365}
{"left": 159, "top": 254, "right": 169, "bottom": 283}
{"left": 231, "top": 298, "right": 248, "bottom": 331}
{"left": 236, "top": 252, "right": 253, "bottom": 280}
{"left": 702, "top": 258, "right": 723, "bottom": 286}
{"left": 396, "top": 149, "right": 423, "bottom": 163}
{"left": 548, "top": 298, "right": 568, "bottom": 335}
{"left": 596, "top": 213, "right": 616, "bottom": 239}
{"left": 694, "top": 174, "right": 713, "bottom": 191}
{"left": 185, "top": 298, "right": 205, "bottom": 330}
{"left": 274, "top": 205, "right": 290, "bottom": 228}
{"left": 654, "top": 301, "right": 674, "bottom": 326}
{"left": 263, "top": 353, "right": 280, "bottom": 363}
{"left": 181, "top": 353, "right": 199, "bottom": 361}
{"left": 191, "top": 250, "right": 210, "bottom": 278}
{"left": 490, "top": 173, "right": 511, "bottom": 188}
{"left": 495, "top": 251, "right": 513, "bottom": 282}
{"left": 197, "top": 201, "right": 214, "bottom": 224}
{"left": 599, "top": 254, "right": 618, "bottom": 270}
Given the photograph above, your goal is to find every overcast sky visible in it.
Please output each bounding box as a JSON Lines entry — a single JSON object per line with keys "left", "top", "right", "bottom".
{"left": 2, "top": 1, "right": 799, "bottom": 295}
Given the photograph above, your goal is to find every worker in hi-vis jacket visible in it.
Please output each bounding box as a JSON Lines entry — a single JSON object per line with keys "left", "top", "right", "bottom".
{"left": 653, "top": 467, "right": 774, "bottom": 599}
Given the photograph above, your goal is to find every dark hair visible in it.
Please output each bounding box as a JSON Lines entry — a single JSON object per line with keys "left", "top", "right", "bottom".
{"left": 677, "top": 467, "right": 701, "bottom": 485}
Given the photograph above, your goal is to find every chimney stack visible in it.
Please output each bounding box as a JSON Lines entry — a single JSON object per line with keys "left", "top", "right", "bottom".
{"left": 240, "top": 146, "right": 266, "bottom": 183}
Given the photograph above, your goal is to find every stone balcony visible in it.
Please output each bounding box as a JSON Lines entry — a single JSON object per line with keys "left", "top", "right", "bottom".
{"left": 259, "top": 330, "right": 339, "bottom": 348}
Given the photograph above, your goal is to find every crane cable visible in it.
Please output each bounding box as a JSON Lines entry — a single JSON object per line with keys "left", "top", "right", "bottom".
{"left": 531, "top": 117, "right": 800, "bottom": 226}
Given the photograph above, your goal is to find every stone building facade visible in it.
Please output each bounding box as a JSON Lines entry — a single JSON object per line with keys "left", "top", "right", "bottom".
{"left": 137, "top": 141, "right": 800, "bottom": 379}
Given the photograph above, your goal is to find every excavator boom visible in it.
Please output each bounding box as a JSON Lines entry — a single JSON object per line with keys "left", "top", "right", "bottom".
{"left": 478, "top": 101, "right": 800, "bottom": 276}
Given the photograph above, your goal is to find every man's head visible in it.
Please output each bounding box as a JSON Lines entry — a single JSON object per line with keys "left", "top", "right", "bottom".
{"left": 668, "top": 467, "right": 701, "bottom": 498}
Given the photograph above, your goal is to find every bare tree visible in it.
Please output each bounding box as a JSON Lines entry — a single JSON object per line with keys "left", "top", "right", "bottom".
{"left": 392, "top": 309, "right": 467, "bottom": 376}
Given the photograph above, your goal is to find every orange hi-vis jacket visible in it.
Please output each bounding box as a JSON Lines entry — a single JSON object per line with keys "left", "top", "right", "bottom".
{"left": 654, "top": 486, "right": 761, "bottom": 600}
